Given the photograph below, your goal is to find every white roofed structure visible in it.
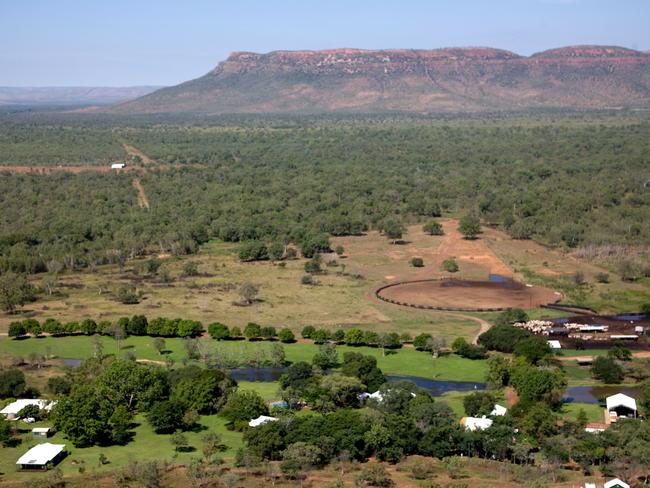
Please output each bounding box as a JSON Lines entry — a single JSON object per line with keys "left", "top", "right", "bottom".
{"left": 490, "top": 404, "right": 507, "bottom": 416}
{"left": 606, "top": 393, "right": 637, "bottom": 420}
{"left": 461, "top": 416, "right": 493, "bottom": 431}
{"left": 16, "top": 443, "right": 65, "bottom": 470}
{"left": 111, "top": 162, "right": 126, "bottom": 169}
{"left": 547, "top": 340, "right": 562, "bottom": 349}
{"left": 248, "top": 415, "right": 278, "bottom": 427}
{"left": 604, "top": 479, "right": 630, "bottom": 488}
{"left": 1, "top": 399, "right": 55, "bottom": 419}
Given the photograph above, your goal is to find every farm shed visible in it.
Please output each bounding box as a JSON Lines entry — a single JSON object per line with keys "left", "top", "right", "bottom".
{"left": 490, "top": 404, "right": 507, "bottom": 416}
{"left": 606, "top": 393, "right": 637, "bottom": 420}
{"left": 604, "top": 479, "right": 630, "bottom": 488}
{"left": 32, "top": 427, "right": 51, "bottom": 439}
{"left": 547, "top": 340, "right": 562, "bottom": 349}
{"left": 1, "top": 399, "right": 56, "bottom": 420}
{"left": 111, "top": 162, "right": 126, "bottom": 169}
{"left": 16, "top": 443, "right": 66, "bottom": 470}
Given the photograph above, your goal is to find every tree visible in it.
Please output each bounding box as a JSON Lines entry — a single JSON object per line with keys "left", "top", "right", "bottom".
{"left": 640, "top": 380, "right": 650, "bottom": 417}
{"left": 485, "top": 355, "right": 511, "bottom": 387}
{"left": 608, "top": 343, "right": 632, "bottom": 361}
{"left": 442, "top": 257, "right": 459, "bottom": 273}
{"left": 147, "top": 400, "right": 187, "bottom": 433}
{"left": 344, "top": 328, "right": 365, "bottom": 346}
{"left": 238, "top": 241, "right": 269, "bottom": 262}
{"left": 301, "top": 325, "right": 316, "bottom": 339}
{"left": 318, "top": 375, "right": 365, "bottom": 410}
{"left": 423, "top": 220, "right": 444, "bottom": 236}
{"left": 95, "top": 360, "right": 168, "bottom": 411}
{"left": 410, "top": 257, "right": 424, "bottom": 267}
{"left": 0, "top": 272, "right": 35, "bottom": 313}
{"left": 304, "top": 254, "right": 322, "bottom": 274}
{"left": 270, "top": 343, "right": 286, "bottom": 367}
{"left": 312, "top": 343, "right": 339, "bottom": 369}
{"left": 382, "top": 219, "right": 406, "bottom": 244}
{"left": 278, "top": 328, "right": 295, "bottom": 343}
{"left": 239, "top": 282, "right": 258, "bottom": 305}
{"left": 341, "top": 352, "right": 386, "bottom": 392}
{"left": 244, "top": 322, "right": 262, "bottom": 340}
{"left": 8, "top": 321, "right": 26, "bottom": 339}
{"left": 463, "top": 392, "right": 496, "bottom": 417}
{"left": 458, "top": 214, "right": 481, "bottom": 239}
{"left": 451, "top": 337, "right": 487, "bottom": 359}
{"left": 0, "top": 416, "right": 13, "bottom": 447}
{"left": 170, "top": 431, "right": 190, "bottom": 452}
{"left": 220, "top": 391, "right": 268, "bottom": 425}
{"left": 413, "top": 333, "right": 433, "bottom": 351}
{"left": 591, "top": 356, "right": 624, "bottom": 384}
{"left": 280, "top": 442, "right": 322, "bottom": 478}
{"left": 312, "top": 328, "right": 330, "bottom": 344}
{"left": 478, "top": 324, "right": 531, "bottom": 353}
{"left": 201, "top": 431, "right": 222, "bottom": 460}
{"left": 80, "top": 318, "right": 97, "bottom": 335}
{"left": 48, "top": 376, "right": 72, "bottom": 395}
{"left": 0, "top": 369, "right": 26, "bottom": 397}
{"left": 513, "top": 337, "right": 553, "bottom": 365}
{"left": 335, "top": 245, "right": 345, "bottom": 256}
{"left": 510, "top": 364, "right": 567, "bottom": 407}
{"left": 208, "top": 322, "right": 230, "bottom": 340}
{"left": 183, "top": 261, "right": 199, "bottom": 276}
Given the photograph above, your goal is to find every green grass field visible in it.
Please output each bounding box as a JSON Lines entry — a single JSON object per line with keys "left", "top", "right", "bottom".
{"left": 0, "top": 335, "right": 488, "bottom": 382}
{"left": 560, "top": 403, "right": 604, "bottom": 424}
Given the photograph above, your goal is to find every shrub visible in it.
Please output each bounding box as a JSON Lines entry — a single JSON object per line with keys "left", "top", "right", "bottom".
{"left": 220, "top": 391, "right": 268, "bottom": 425}
{"left": 494, "top": 308, "right": 528, "bottom": 326}
{"left": 278, "top": 328, "right": 295, "bottom": 343}
{"left": 117, "top": 286, "right": 139, "bottom": 304}
{"left": 423, "top": 220, "right": 444, "bottom": 236}
{"left": 410, "top": 257, "right": 424, "bottom": 267}
{"left": 301, "top": 325, "right": 315, "bottom": 339}
{"left": 478, "top": 324, "right": 531, "bottom": 353}
{"left": 244, "top": 323, "right": 261, "bottom": 340}
{"left": 8, "top": 322, "right": 26, "bottom": 339}
{"left": 442, "top": 258, "right": 459, "bottom": 273}
{"left": 591, "top": 357, "right": 624, "bottom": 384}
{"left": 208, "top": 322, "right": 230, "bottom": 340}
{"left": 513, "top": 337, "right": 553, "bottom": 365}
{"left": 238, "top": 241, "right": 269, "bottom": 262}
{"left": 0, "top": 369, "right": 26, "bottom": 398}
{"left": 596, "top": 272, "right": 610, "bottom": 284}
{"left": 451, "top": 337, "right": 487, "bottom": 360}
{"left": 413, "top": 333, "right": 433, "bottom": 351}
{"left": 301, "top": 274, "right": 314, "bottom": 285}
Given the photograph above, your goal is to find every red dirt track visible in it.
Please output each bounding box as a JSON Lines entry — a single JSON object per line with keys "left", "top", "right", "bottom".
{"left": 377, "top": 278, "right": 561, "bottom": 311}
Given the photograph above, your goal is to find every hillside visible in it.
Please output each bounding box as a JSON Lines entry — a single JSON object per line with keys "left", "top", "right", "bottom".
{"left": 0, "top": 86, "right": 162, "bottom": 106}
{"left": 114, "top": 45, "right": 650, "bottom": 114}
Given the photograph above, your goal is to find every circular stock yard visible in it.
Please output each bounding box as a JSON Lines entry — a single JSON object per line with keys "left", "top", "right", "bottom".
{"left": 376, "top": 277, "right": 561, "bottom": 312}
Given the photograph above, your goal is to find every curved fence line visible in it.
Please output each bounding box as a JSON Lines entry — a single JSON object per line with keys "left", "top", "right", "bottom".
{"left": 375, "top": 278, "right": 562, "bottom": 313}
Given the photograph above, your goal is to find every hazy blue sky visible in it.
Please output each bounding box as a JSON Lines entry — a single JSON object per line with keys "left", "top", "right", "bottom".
{"left": 1, "top": 0, "right": 649, "bottom": 86}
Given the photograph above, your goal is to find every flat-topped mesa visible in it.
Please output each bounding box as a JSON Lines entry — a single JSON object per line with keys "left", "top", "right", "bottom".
{"left": 532, "top": 45, "right": 647, "bottom": 58}
{"left": 215, "top": 47, "right": 523, "bottom": 75}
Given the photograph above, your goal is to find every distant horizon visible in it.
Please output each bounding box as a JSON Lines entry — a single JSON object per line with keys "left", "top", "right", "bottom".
{"left": 2, "top": 0, "right": 649, "bottom": 86}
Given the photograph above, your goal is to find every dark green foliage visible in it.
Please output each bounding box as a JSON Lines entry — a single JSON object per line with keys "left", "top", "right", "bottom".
{"left": 478, "top": 324, "right": 531, "bottom": 353}
{"left": 413, "top": 333, "right": 433, "bottom": 351}
{"left": 244, "top": 322, "right": 261, "bottom": 340}
{"left": 607, "top": 343, "right": 632, "bottom": 361}
{"left": 410, "top": 257, "right": 424, "bottom": 267}
{"left": 48, "top": 376, "right": 72, "bottom": 395}
{"left": 341, "top": 352, "right": 386, "bottom": 391}
{"left": 220, "top": 390, "right": 268, "bottom": 425}
{"left": 169, "top": 366, "right": 234, "bottom": 414}
{"left": 463, "top": 391, "right": 496, "bottom": 417}
{"left": 0, "top": 272, "right": 35, "bottom": 313}
{"left": 238, "top": 241, "right": 269, "bottom": 262}
{"left": 208, "top": 322, "right": 230, "bottom": 340}
{"left": 591, "top": 356, "right": 624, "bottom": 384}
{"left": 146, "top": 400, "right": 187, "bottom": 433}
{"left": 8, "top": 321, "right": 26, "bottom": 338}
{"left": 0, "top": 369, "right": 26, "bottom": 397}
{"left": 513, "top": 337, "right": 553, "bottom": 365}
{"left": 510, "top": 364, "right": 567, "bottom": 407}
{"left": 312, "top": 343, "right": 339, "bottom": 369}
{"left": 494, "top": 309, "right": 529, "bottom": 326}
{"left": 117, "top": 286, "right": 139, "bottom": 304}
{"left": 278, "top": 328, "right": 295, "bottom": 343}
{"left": 451, "top": 337, "right": 487, "bottom": 360}
{"left": 128, "top": 315, "right": 148, "bottom": 336}
{"left": 301, "top": 325, "right": 315, "bottom": 339}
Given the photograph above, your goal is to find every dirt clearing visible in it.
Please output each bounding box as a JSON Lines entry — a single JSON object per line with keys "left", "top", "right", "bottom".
{"left": 132, "top": 177, "right": 150, "bottom": 209}
{"left": 123, "top": 143, "right": 154, "bottom": 165}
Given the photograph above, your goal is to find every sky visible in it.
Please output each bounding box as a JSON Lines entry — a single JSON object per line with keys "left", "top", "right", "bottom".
{"left": 1, "top": 0, "right": 649, "bottom": 87}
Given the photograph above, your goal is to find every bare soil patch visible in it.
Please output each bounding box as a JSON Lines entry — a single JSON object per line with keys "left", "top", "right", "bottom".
{"left": 377, "top": 277, "right": 560, "bottom": 311}
{"left": 123, "top": 143, "right": 154, "bottom": 165}
{"left": 132, "top": 177, "right": 150, "bottom": 209}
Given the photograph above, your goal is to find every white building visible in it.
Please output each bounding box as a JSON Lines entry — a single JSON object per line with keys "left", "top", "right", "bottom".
{"left": 111, "top": 162, "right": 126, "bottom": 169}
{"left": 1, "top": 399, "right": 56, "bottom": 420}
{"left": 490, "top": 404, "right": 507, "bottom": 416}
{"left": 547, "top": 340, "right": 562, "bottom": 350}
{"left": 606, "top": 393, "right": 637, "bottom": 421}
{"left": 461, "top": 416, "right": 493, "bottom": 431}
{"left": 248, "top": 415, "right": 278, "bottom": 427}
{"left": 604, "top": 479, "right": 630, "bottom": 488}
{"left": 16, "top": 443, "right": 66, "bottom": 470}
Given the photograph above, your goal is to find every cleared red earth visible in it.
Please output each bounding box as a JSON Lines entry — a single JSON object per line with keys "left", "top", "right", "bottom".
{"left": 377, "top": 277, "right": 561, "bottom": 311}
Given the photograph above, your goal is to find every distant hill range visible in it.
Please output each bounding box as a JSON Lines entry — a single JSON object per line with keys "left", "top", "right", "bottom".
{"left": 0, "top": 86, "right": 162, "bottom": 106}
{"left": 113, "top": 45, "right": 650, "bottom": 114}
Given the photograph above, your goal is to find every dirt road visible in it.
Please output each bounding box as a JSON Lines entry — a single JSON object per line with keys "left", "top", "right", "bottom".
{"left": 132, "top": 177, "right": 150, "bottom": 209}
{"left": 123, "top": 143, "right": 154, "bottom": 165}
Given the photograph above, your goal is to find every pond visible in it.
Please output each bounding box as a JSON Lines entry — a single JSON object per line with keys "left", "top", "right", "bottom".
{"left": 227, "top": 367, "right": 487, "bottom": 396}
{"left": 488, "top": 274, "right": 514, "bottom": 284}
{"left": 563, "top": 385, "right": 641, "bottom": 405}
{"left": 62, "top": 358, "right": 83, "bottom": 367}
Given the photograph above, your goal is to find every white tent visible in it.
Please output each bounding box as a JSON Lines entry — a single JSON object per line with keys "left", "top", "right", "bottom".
{"left": 16, "top": 443, "right": 65, "bottom": 470}
{"left": 604, "top": 478, "right": 630, "bottom": 488}
{"left": 1, "top": 399, "right": 56, "bottom": 419}
{"left": 490, "top": 404, "right": 507, "bottom": 416}
{"left": 461, "top": 416, "right": 493, "bottom": 431}
{"left": 248, "top": 415, "right": 278, "bottom": 427}
{"left": 606, "top": 393, "right": 637, "bottom": 419}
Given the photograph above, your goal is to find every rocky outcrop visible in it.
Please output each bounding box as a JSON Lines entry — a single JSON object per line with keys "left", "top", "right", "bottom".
{"left": 114, "top": 46, "right": 650, "bottom": 114}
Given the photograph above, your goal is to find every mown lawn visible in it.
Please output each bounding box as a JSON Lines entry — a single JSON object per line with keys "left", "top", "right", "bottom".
{"left": 560, "top": 403, "right": 604, "bottom": 424}
{"left": 0, "top": 336, "right": 488, "bottom": 382}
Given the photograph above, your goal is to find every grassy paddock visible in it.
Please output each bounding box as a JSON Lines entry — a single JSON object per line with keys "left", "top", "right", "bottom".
{"left": 0, "top": 335, "right": 488, "bottom": 382}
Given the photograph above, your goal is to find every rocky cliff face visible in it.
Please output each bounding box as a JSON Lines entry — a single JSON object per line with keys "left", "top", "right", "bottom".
{"left": 114, "top": 46, "right": 650, "bottom": 114}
